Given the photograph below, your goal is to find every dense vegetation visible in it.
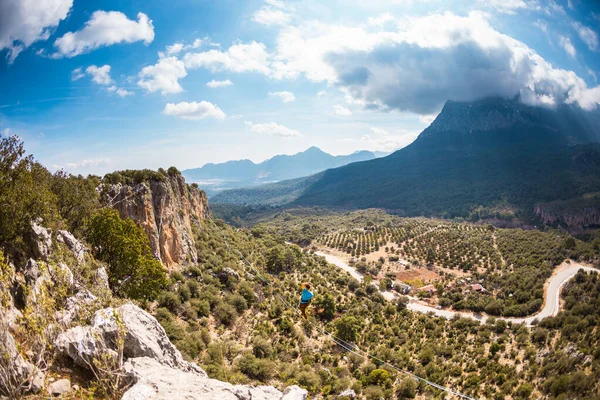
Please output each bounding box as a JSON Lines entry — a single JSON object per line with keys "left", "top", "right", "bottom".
{"left": 150, "top": 215, "right": 600, "bottom": 399}
{"left": 3, "top": 131, "right": 600, "bottom": 399}
{"left": 86, "top": 208, "right": 167, "bottom": 300}
{"left": 253, "top": 209, "right": 599, "bottom": 317}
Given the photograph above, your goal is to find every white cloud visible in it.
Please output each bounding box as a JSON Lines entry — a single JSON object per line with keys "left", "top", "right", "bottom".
{"left": 81, "top": 65, "right": 133, "bottom": 97}
{"left": 477, "top": 0, "right": 530, "bottom": 14}
{"left": 166, "top": 42, "right": 185, "bottom": 55}
{"left": 53, "top": 11, "right": 154, "bottom": 58}
{"left": 269, "top": 91, "right": 295, "bottom": 103}
{"left": 71, "top": 67, "right": 85, "bottom": 81}
{"left": 573, "top": 22, "right": 598, "bottom": 51}
{"left": 183, "top": 41, "right": 271, "bottom": 75}
{"left": 252, "top": 6, "right": 291, "bottom": 26}
{"left": 138, "top": 56, "right": 187, "bottom": 94}
{"left": 533, "top": 20, "right": 548, "bottom": 34}
{"left": 244, "top": 121, "right": 301, "bottom": 137}
{"left": 0, "top": 0, "right": 73, "bottom": 63}
{"left": 86, "top": 65, "right": 113, "bottom": 85}
{"left": 160, "top": 37, "right": 212, "bottom": 57}
{"left": 206, "top": 79, "right": 233, "bottom": 88}
{"left": 419, "top": 113, "right": 438, "bottom": 125}
{"left": 54, "top": 158, "right": 111, "bottom": 170}
{"left": 163, "top": 101, "right": 226, "bottom": 120}
{"left": 367, "top": 13, "right": 394, "bottom": 26}
{"left": 559, "top": 35, "right": 577, "bottom": 58}
{"left": 587, "top": 68, "right": 598, "bottom": 83}
{"left": 265, "top": 0, "right": 287, "bottom": 8}
{"left": 355, "top": 127, "right": 419, "bottom": 152}
{"left": 334, "top": 105, "right": 352, "bottom": 116}
{"left": 107, "top": 86, "right": 134, "bottom": 97}
{"left": 267, "top": 11, "right": 600, "bottom": 112}
{"left": 370, "top": 127, "right": 389, "bottom": 136}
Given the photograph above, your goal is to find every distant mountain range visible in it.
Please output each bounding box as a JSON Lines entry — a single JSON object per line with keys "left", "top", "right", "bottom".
{"left": 182, "top": 147, "right": 388, "bottom": 195}
{"left": 212, "top": 97, "right": 600, "bottom": 224}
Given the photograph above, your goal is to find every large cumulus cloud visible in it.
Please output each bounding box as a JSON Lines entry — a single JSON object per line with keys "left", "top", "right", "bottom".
{"left": 276, "top": 12, "right": 600, "bottom": 113}
{"left": 184, "top": 11, "right": 599, "bottom": 113}
{"left": 0, "top": 0, "right": 73, "bottom": 62}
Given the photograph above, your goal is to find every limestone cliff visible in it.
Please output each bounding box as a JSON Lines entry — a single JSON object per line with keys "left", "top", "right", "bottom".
{"left": 535, "top": 203, "right": 600, "bottom": 231}
{"left": 103, "top": 173, "right": 210, "bottom": 268}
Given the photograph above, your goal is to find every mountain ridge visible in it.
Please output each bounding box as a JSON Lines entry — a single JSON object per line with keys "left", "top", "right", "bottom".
{"left": 213, "top": 97, "right": 600, "bottom": 225}
{"left": 182, "top": 146, "right": 387, "bottom": 195}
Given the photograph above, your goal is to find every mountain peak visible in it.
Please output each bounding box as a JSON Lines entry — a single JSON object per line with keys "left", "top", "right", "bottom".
{"left": 303, "top": 146, "right": 325, "bottom": 154}
{"left": 413, "top": 96, "right": 600, "bottom": 150}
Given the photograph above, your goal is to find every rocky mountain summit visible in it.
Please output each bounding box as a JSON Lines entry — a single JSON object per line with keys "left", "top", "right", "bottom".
{"left": 104, "top": 172, "right": 210, "bottom": 268}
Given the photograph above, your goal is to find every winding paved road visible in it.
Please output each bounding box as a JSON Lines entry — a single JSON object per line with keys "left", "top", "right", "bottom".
{"left": 315, "top": 251, "right": 597, "bottom": 327}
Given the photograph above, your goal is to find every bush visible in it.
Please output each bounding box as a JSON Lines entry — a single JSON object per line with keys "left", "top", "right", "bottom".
{"left": 158, "top": 291, "right": 181, "bottom": 313}
{"left": 228, "top": 293, "right": 248, "bottom": 313}
{"left": 238, "top": 353, "right": 273, "bottom": 382}
{"left": 335, "top": 315, "right": 362, "bottom": 343}
{"left": 396, "top": 378, "right": 417, "bottom": 398}
{"left": 86, "top": 208, "right": 167, "bottom": 300}
{"left": 252, "top": 337, "right": 273, "bottom": 359}
{"left": 214, "top": 302, "right": 238, "bottom": 326}
{"left": 190, "top": 299, "right": 211, "bottom": 318}
{"left": 363, "top": 385, "right": 384, "bottom": 400}
{"left": 0, "top": 134, "right": 57, "bottom": 247}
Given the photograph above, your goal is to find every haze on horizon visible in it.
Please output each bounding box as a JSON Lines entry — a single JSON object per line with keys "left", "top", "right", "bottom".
{"left": 1, "top": 0, "right": 600, "bottom": 176}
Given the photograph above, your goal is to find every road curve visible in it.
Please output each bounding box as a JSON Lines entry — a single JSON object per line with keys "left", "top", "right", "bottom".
{"left": 314, "top": 251, "right": 597, "bottom": 327}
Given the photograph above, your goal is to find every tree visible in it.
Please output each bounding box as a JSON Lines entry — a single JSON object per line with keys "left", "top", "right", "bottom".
{"left": 0, "top": 134, "right": 57, "bottom": 247}
{"left": 396, "top": 378, "right": 417, "bottom": 398}
{"left": 564, "top": 237, "right": 576, "bottom": 250}
{"left": 335, "top": 315, "right": 362, "bottom": 343}
{"left": 315, "top": 293, "right": 336, "bottom": 321}
{"left": 266, "top": 247, "right": 285, "bottom": 273}
{"left": 51, "top": 171, "right": 100, "bottom": 234}
{"left": 86, "top": 208, "right": 167, "bottom": 300}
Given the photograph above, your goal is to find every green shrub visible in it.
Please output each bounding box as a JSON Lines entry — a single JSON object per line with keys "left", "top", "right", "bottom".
{"left": 252, "top": 337, "right": 273, "bottom": 359}
{"left": 238, "top": 353, "right": 274, "bottom": 382}
{"left": 86, "top": 208, "right": 167, "bottom": 300}
{"left": 214, "top": 302, "right": 238, "bottom": 326}
{"left": 158, "top": 291, "right": 181, "bottom": 313}
{"left": 228, "top": 293, "right": 248, "bottom": 313}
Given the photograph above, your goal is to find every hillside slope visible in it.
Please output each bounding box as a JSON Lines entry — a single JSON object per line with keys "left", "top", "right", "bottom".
{"left": 182, "top": 147, "right": 380, "bottom": 194}
{"left": 216, "top": 97, "right": 600, "bottom": 221}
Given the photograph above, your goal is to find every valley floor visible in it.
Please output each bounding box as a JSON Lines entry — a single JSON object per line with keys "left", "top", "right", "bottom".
{"left": 314, "top": 250, "right": 597, "bottom": 327}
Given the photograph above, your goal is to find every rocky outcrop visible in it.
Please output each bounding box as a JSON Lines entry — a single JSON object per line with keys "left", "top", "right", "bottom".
{"left": 56, "top": 230, "right": 87, "bottom": 264}
{"left": 122, "top": 357, "right": 307, "bottom": 400}
{"left": 55, "top": 304, "right": 202, "bottom": 374}
{"left": 104, "top": 173, "right": 209, "bottom": 267}
{"left": 534, "top": 195, "right": 600, "bottom": 231}
{"left": 55, "top": 304, "right": 308, "bottom": 400}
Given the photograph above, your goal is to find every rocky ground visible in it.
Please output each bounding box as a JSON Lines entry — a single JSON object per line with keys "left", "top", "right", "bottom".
{"left": 0, "top": 222, "right": 307, "bottom": 399}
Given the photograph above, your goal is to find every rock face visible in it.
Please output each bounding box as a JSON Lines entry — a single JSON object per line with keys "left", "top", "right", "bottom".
{"left": 535, "top": 201, "right": 600, "bottom": 231}
{"left": 122, "top": 357, "right": 307, "bottom": 400}
{"left": 104, "top": 173, "right": 210, "bottom": 267}
{"left": 55, "top": 304, "right": 202, "bottom": 374}
{"left": 56, "top": 304, "right": 308, "bottom": 400}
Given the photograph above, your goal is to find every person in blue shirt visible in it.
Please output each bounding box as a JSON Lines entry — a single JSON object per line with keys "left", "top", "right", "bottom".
{"left": 299, "top": 282, "right": 313, "bottom": 319}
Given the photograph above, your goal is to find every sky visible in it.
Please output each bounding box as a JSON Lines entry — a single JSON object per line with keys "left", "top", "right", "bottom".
{"left": 1, "top": 0, "right": 599, "bottom": 175}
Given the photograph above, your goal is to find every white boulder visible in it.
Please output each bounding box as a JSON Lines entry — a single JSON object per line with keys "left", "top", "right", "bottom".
{"left": 56, "top": 230, "right": 87, "bottom": 264}
{"left": 122, "top": 357, "right": 306, "bottom": 400}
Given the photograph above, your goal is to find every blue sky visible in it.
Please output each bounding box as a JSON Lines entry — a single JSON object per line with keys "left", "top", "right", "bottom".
{"left": 1, "top": 0, "right": 599, "bottom": 175}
